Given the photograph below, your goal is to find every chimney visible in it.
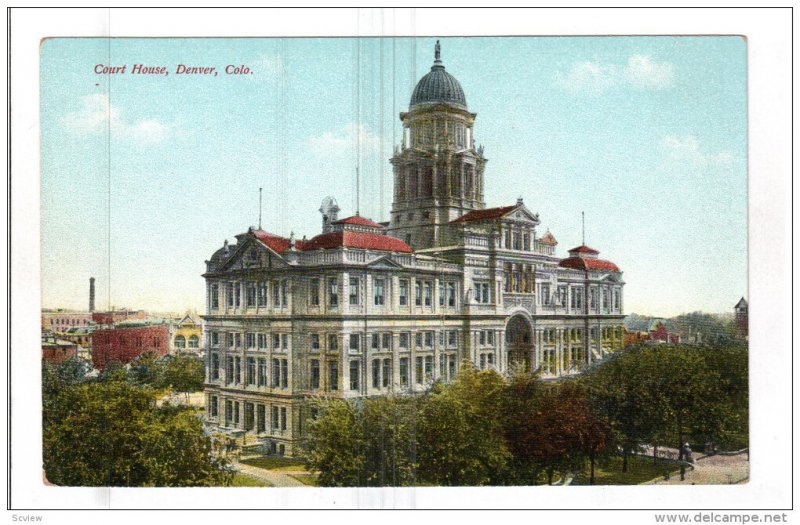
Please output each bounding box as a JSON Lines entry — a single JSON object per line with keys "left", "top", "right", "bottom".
{"left": 89, "top": 277, "right": 95, "bottom": 312}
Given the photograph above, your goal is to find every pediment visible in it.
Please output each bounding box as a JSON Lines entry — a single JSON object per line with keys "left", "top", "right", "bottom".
{"left": 502, "top": 205, "right": 540, "bottom": 225}
{"left": 366, "top": 255, "right": 405, "bottom": 270}
{"left": 218, "top": 237, "right": 289, "bottom": 272}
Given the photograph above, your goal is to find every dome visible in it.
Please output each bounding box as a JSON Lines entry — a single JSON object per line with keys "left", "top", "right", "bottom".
{"left": 409, "top": 41, "right": 467, "bottom": 110}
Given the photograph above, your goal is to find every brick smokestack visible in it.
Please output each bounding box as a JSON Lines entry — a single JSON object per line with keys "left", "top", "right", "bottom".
{"left": 89, "top": 277, "right": 96, "bottom": 312}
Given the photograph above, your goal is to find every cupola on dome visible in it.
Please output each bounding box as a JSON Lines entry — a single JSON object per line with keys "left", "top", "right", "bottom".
{"left": 409, "top": 40, "right": 467, "bottom": 110}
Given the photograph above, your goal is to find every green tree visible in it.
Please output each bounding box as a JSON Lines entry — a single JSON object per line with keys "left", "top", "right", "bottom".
{"left": 415, "top": 365, "right": 510, "bottom": 486}
{"left": 128, "top": 352, "right": 165, "bottom": 387}
{"left": 303, "top": 398, "right": 366, "bottom": 487}
{"left": 43, "top": 380, "right": 231, "bottom": 486}
{"left": 161, "top": 352, "right": 205, "bottom": 399}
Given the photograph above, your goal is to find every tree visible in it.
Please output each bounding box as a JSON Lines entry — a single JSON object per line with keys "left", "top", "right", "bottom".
{"left": 303, "top": 398, "right": 366, "bottom": 487}
{"left": 128, "top": 352, "right": 165, "bottom": 387}
{"left": 160, "top": 352, "right": 205, "bottom": 399}
{"left": 43, "top": 380, "right": 231, "bottom": 486}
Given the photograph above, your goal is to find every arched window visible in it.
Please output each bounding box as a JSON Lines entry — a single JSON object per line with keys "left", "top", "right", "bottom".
{"left": 188, "top": 335, "right": 199, "bottom": 348}
{"left": 175, "top": 335, "right": 186, "bottom": 348}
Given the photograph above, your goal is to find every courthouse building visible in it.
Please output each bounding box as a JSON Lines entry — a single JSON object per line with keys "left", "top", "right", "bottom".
{"left": 202, "top": 42, "right": 626, "bottom": 455}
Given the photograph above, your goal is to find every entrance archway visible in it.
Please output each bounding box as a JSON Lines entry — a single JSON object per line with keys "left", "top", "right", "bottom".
{"left": 505, "top": 315, "right": 534, "bottom": 373}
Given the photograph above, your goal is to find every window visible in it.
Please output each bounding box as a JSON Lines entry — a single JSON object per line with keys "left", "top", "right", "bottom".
{"left": 281, "top": 360, "right": 288, "bottom": 388}
{"left": 449, "top": 354, "right": 457, "bottom": 378}
{"left": 488, "top": 331, "right": 495, "bottom": 345}
{"left": 246, "top": 284, "right": 256, "bottom": 307}
{"left": 258, "top": 358, "right": 267, "bottom": 386}
{"left": 257, "top": 405, "right": 266, "bottom": 432}
{"left": 480, "top": 331, "right": 486, "bottom": 346}
{"left": 372, "top": 360, "right": 381, "bottom": 389}
{"left": 234, "top": 284, "right": 241, "bottom": 308}
{"left": 246, "top": 357, "right": 256, "bottom": 385}
{"left": 371, "top": 334, "right": 380, "bottom": 350}
{"left": 175, "top": 335, "right": 186, "bottom": 349}
{"left": 488, "top": 353, "right": 495, "bottom": 366}
{"left": 558, "top": 285, "right": 568, "bottom": 306}
{"left": 234, "top": 357, "right": 242, "bottom": 384}
{"left": 349, "top": 277, "right": 360, "bottom": 305}
{"left": 309, "top": 278, "right": 320, "bottom": 306}
{"left": 399, "top": 357, "right": 409, "bottom": 386}
{"left": 188, "top": 335, "right": 199, "bottom": 348}
{"left": 210, "top": 396, "right": 218, "bottom": 417}
{"left": 281, "top": 281, "right": 288, "bottom": 306}
{"left": 424, "top": 281, "right": 432, "bottom": 306}
{"left": 415, "top": 281, "right": 423, "bottom": 306}
{"left": 374, "top": 278, "right": 385, "bottom": 306}
{"left": 613, "top": 289, "right": 620, "bottom": 310}
{"left": 246, "top": 333, "right": 256, "bottom": 349}
{"left": 226, "top": 333, "right": 234, "bottom": 348}
{"left": 328, "top": 334, "right": 338, "bottom": 351}
{"left": 244, "top": 403, "right": 254, "bottom": 431}
{"left": 272, "top": 358, "right": 280, "bottom": 387}
{"left": 425, "top": 331, "right": 434, "bottom": 348}
{"left": 280, "top": 407, "right": 287, "bottom": 431}
{"left": 382, "top": 333, "right": 391, "bottom": 349}
{"left": 311, "top": 334, "right": 320, "bottom": 351}
{"left": 349, "top": 360, "right": 360, "bottom": 390}
{"left": 257, "top": 333, "right": 267, "bottom": 349}
{"left": 415, "top": 333, "right": 423, "bottom": 348}
{"left": 225, "top": 400, "right": 233, "bottom": 426}
{"left": 272, "top": 280, "right": 280, "bottom": 306}
{"left": 234, "top": 402, "right": 240, "bottom": 426}
{"left": 439, "top": 282, "right": 446, "bottom": 306}
{"left": 282, "top": 334, "right": 289, "bottom": 350}
{"left": 399, "top": 280, "right": 409, "bottom": 306}
{"left": 415, "top": 357, "right": 424, "bottom": 384}
{"left": 480, "top": 353, "right": 487, "bottom": 369}
{"left": 329, "top": 278, "right": 339, "bottom": 307}
{"left": 226, "top": 284, "right": 234, "bottom": 308}
{"left": 571, "top": 287, "right": 584, "bottom": 309}
{"left": 541, "top": 283, "right": 551, "bottom": 305}
{"left": 226, "top": 356, "right": 234, "bottom": 385}
{"left": 258, "top": 282, "right": 268, "bottom": 307}
{"left": 399, "top": 333, "right": 409, "bottom": 349}
{"left": 211, "top": 353, "right": 220, "bottom": 380}
{"left": 329, "top": 362, "right": 339, "bottom": 390}
{"left": 448, "top": 330, "right": 458, "bottom": 347}
{"left": 447, "top": 282, "right": 456, "bottom": 307}
{"left": 311, "top": 359, "right": 320, "bottom": 389}
{"left": 210, "top": 284, "right": 219, "bottom": 309}
{"left": 273, "top": 333, "right": 281, "bottom": 350}
{"left": 513, "top": 232, "right": 521, "bottom": 250}
{"left": 382, "top": 359, "right": 390, "bottom": 388}
{"left": 590, "top": 288, "right": 598, "bottom": 309}
{"left": 424, "top": 355, "right": 433, "bottom": 380}
{"left": 349, "top": 334, "right": 360, "bottom": 352}
{"left": 234, "top": 333, "right": 242, "bottom": 348}
{"left": 602, "top": 288, "right": 609, "bottom": 309}
{"left": 475, "top": 282, "right": 490, "bottom": 303}
{"left": 272, "top": 406, "right": 280, "bottom": 430}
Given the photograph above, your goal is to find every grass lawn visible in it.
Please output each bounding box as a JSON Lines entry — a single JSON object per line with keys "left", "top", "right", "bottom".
{"left": 230, "top": 473, "right": 273, "bottom": 487}
{"left": 241, "top": 456, "right": 307, "bottom": 471}
{"left": 572, "top": 455, "right": 681, "bottom": 485}
{"left": 289, "top": 473, "right": 319, "bottom": 486}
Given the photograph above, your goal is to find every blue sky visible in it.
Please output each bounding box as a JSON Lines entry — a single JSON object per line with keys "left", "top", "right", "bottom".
{"left": 40, "top": 36, "right": 746, "bottom": 316}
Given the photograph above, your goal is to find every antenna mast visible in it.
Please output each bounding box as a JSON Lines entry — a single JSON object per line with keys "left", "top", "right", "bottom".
{"left": 355, "top": 166, "right": 360, "bottom": 215}
{"left": 259, "top": 187, "right": 263, "bottom": 229}
{"left": 582, "top": 211, "right": 585, "bottom": 245}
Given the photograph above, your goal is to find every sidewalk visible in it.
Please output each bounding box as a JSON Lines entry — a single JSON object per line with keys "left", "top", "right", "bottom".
{"left": 234, "top": 462, "right": 307, "bottom": 488}
{"left": 644, "top": 452, "right": 749, "bottom": 485}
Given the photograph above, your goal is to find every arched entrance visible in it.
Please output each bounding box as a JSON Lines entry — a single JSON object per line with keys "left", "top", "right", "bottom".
{"left": 505, "top": 315, "right": 534, "bottom": 373}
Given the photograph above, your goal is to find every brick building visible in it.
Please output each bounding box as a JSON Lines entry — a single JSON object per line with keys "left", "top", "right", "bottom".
{"left": 91, "top": 322, "right": 170, "bottom": 370}
{"left": 41, "top": 310, "right": 93, "bottom": 333}
{"left": 91, "top": 309, "right": 147, "bottom": 328}
{"left": 42, "top": 333, "right": 80, "bottom": 365}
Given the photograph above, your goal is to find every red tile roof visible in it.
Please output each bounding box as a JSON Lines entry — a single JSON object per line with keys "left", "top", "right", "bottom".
{"left": 559, "top": 257, "right": 620, "bottom": 272}
{"left": 568, "top": 245, "right": 600, "bottom": 255}
{"left": 254, "top": 230, "right": 291, "bottom": 254}
{"left": 333, "top": 215, "right": 384, "bottom": 228}
{"left": 451, "top": 205, "right": 519, "bottom": 224}
{"left": 538, "top": 231, "right": 558, "bottom": 245}
{"left": 297, "top": 231, "right": 412, "bottom": 253}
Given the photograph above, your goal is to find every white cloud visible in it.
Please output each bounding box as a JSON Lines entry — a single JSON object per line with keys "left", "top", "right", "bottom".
{"left": 660, "top": 134, "right": 737, "bottom": 168}
{"left": 308, "top": 123, "right": 382, "bottom": 157}
{"left": 624, "top": 54, "right": 674, "bottom": 88}
{"left": 555, "top": 54, "right": 674, "bottom": 95}
{"left": 62, "top": 94, "right": 172, "bottom": 144}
